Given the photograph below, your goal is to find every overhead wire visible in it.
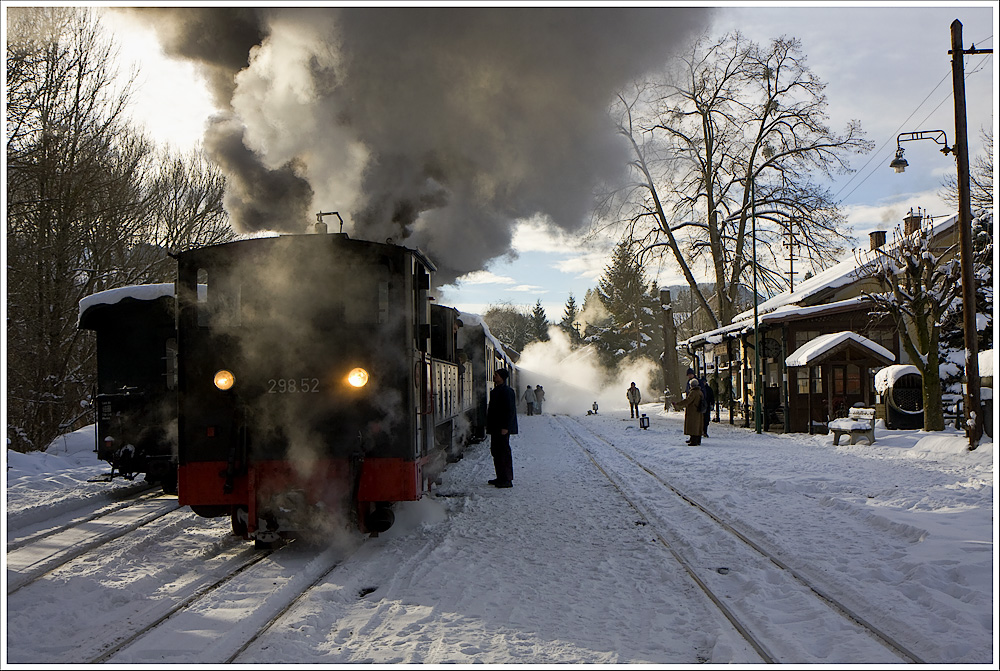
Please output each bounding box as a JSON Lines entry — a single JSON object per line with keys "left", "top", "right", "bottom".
{"left": 831, "top": 33, "right": 993, "bottom": 205}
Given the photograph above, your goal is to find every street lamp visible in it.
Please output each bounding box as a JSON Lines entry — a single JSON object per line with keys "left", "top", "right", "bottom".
{"left": 887, "top": 130, "right": 953, "bottom": 173}
{"left": 889, "top": 20, "right": 990, "bottom": 449}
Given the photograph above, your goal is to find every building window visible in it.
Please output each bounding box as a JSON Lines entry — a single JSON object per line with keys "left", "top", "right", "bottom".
{"left": 833, "top": 367, "right": 846, "bottom": 395}
{"left": 795, "top": 330, "right": 821, "bottom": 350}
{"left": 847, "top": 364, "right": 861, "bottom": 395}
{"left": 795, "top": 367, "right": 823, "bottom": 394}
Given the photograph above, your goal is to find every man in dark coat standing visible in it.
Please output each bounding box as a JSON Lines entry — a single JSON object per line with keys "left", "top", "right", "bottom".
{"left": 486, "top": 368, "right": 518, "bottom": 488}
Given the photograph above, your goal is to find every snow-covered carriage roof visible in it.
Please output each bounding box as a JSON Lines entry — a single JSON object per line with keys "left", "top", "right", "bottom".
{"left": 77, "top": 283, "right": 174, "bottom": 326}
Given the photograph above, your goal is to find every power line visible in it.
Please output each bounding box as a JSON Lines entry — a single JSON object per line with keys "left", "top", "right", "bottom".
{"left": 832, "top": 36, "right": 993, "bottom": 205}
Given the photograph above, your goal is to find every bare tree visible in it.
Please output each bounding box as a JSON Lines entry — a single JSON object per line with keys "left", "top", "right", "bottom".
{"left": 941, "top": 126, "right": 993, "bottom": 214}
{"left": 6, "top": 7, "right": 153, "bottom": 451}
{"left": 601, "top": 31, "right": 872, "bottom": 328}
{"left": 482, "top": 302, "right": 533, "bottom": 354}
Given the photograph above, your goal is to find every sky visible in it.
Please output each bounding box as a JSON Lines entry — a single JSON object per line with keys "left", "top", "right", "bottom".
{"left": 4, "top": 389, "right": 994, "bottom": 664}
{"left": 82, "top": 3, "right": 999, "bottom": 319}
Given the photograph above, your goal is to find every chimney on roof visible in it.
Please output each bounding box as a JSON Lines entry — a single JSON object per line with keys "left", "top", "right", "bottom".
{"left": 870, "top": 230, "right": 887, "bottom": 250}
{"left": 903, "top": 208, "right": 923, "bottom": 236}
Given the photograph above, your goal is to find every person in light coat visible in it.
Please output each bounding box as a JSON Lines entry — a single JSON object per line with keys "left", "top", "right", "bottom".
{"left": 626, "top": 382, "right": 642, "bottom": 418}
{"left": 672, "top": 378, "right": 704, "bottom": 445}
{"left": 522, "top": 385, "right": 537, "bottom": 416}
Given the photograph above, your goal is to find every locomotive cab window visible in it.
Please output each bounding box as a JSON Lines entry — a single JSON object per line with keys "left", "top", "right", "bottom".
{"left": 311, "top": 265, "right": 392, "bottom": 327}
{"left": 196, "top": 267, "right": 242, "bottom": 329}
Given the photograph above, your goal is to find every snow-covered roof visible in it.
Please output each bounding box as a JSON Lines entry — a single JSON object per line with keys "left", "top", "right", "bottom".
{"left": 874, "top": 364, "right": 921, "bottom": 394}
{"left": 733, "top": 213, "right": 959, "bottom": 323}
{"left": 785, "top": 331, "right": 894, "bottom": 367}
{"left": 681, "top": 296, "right": 874, "bottom": 349}
{"left": 77, "top": 284, "right": 174, "bottom": 325}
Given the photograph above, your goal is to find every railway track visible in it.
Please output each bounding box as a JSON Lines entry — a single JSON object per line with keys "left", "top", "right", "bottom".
{"left": 6, "top": 492, "right": 181, "bottom": 595}
{"left": 6, "top": 486, "right": 163, "bottom": 553}
{"left": 555, "top": 415, "right": 927, "bottom": 665}
{"left": 96, "top": 539, "right": 352, "bottom": 664}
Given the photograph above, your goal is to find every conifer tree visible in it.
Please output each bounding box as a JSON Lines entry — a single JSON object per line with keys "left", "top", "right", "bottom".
{"left": 530, "top": 299, "right": 550, "bottom": 343}
{"left": 595, "top": 240, "right": 658, "bottom": 364}
{"left": 560, "top": 294, "right": 581, "bottom": 342}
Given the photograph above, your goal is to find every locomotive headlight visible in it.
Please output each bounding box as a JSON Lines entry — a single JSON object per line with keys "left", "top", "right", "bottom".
{"left": 347, "top": 367, "right": 370, "bottom": 388}
{"left": 214, "top": 369, "right": 236, "bottom": 391}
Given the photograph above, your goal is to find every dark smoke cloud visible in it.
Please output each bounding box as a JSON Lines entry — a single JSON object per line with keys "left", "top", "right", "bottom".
{"left": 203, "top": 114, "right": 314, "bottom": 232}
{"left": 122, "top": 6, "right": 269, "bottom": 107}
{"left": 125, "top": 7, "right": 713, "bottom": 282}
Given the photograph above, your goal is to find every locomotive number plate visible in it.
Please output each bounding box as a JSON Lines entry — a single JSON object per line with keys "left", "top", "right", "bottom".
{"left": 267, "top": 378, "right": 321, "bottom": 393}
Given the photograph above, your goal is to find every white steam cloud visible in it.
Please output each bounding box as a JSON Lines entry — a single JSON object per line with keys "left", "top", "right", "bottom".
{"left": 516, "top": 327, "right": 661, "bottom": 415}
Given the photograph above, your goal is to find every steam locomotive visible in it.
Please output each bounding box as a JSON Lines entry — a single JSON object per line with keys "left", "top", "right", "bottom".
{"left": 171, "top": 219, "right": 516, "bottom": 543}
{"left": 78, "top": 218, "right": 517, "bottom": 543}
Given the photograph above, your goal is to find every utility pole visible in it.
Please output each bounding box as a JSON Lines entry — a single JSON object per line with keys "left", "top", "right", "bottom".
{"left": 783, "top": 220, "right": 799, "bottom": 291}
{"left": 950, "top": 19, "right": 987, "bottom": 449}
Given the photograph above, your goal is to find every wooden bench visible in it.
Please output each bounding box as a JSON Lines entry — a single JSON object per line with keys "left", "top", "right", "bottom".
{"left": 829, "top": 407, "right": 876, "bottom": 445}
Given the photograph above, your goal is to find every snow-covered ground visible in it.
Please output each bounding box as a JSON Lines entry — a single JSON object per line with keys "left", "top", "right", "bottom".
{"left": 4, "top": 400, "right": 994, "bottom": 665}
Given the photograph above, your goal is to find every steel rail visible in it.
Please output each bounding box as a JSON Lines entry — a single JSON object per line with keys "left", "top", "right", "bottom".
{"left": 557, "top": 415, "right": 927, "bottom": 665}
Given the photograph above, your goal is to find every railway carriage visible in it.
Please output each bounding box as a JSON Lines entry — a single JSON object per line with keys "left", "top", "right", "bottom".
{"left": 78, "top": 284, "right": 179, "bottom": 492}
{"left": 456, "top": 314, "right": 519, "bottom": 442}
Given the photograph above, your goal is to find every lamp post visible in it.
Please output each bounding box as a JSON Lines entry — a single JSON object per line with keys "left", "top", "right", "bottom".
{"left": 889, "top": 20, "right": 989, "bottom": 449}
{"left": 751, "top": 178, "right": 762, "bottom": 434}
{"left": 660, "top": 289, "right": 678, "bottom": 410}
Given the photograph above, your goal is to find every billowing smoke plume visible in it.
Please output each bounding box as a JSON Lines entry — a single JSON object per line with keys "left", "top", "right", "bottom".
{"left": 124, "top": 7, "right": 713, "bottom": 282}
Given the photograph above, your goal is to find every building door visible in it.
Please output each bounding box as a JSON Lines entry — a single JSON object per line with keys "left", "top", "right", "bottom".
{"left": 830, "top": 364, "right": 864, "bottom": 418}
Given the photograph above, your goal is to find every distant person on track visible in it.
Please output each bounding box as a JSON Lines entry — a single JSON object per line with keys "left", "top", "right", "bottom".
{"left": 534, "top": 385, "right": 545, "bottom": 414}
{"left": 522, "top": 385, "right": 537, "bottom": 416}
{"left": 626, "top": 382, "right": 642, "bottom": 418}
{"left": 487, "top": 369, "right": 518, "bottom": 488}
{"left": 673, "top": 378, "right": 704, "bottom": 445}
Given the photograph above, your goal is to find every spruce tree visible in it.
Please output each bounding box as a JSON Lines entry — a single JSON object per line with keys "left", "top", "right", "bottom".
{"left": 595, "top": 240, "right": 658, "bottom": 364}
{"left": 560, "top": 294, "right": 580, "bottom": 342}
{"left": 530, "top": 299, "right": 550, "bottom": 343}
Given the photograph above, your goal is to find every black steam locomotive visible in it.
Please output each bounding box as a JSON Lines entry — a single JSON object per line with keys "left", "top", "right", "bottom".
{"left": 170, "top": 221, "right": 516, "bottom": 542}
{"left": 78, "top": 284, "right": 179, "bottom": 493}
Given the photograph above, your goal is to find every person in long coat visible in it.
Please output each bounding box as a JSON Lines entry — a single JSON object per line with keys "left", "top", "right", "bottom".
{"left": 673, "top": 378, "right": 704, "bottom": 445}
{"left": 486, "top": 369, "right": 518, "bottom": 487}
{"left": 521, "top": 385, "right": 536, "bottom": 416}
